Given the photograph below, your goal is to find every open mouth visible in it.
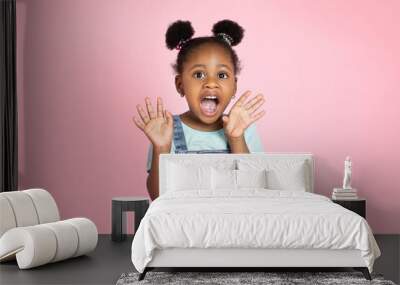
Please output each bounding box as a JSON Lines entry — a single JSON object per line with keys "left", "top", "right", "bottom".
{"left": 200, "top": 95, "right": 220, "bottom": 117}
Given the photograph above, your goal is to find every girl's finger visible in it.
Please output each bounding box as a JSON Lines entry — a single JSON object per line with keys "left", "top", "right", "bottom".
{"left": 165, "top": 110, "right": 173, "bottom": 127}
{"left": 244, "top": 94, "right": 264, "bottom": 110}
{"left": 136, "top": 104, "right": 150, "bottom": 124}
{"left": 250, "top": 110, "right": 266, "bottom": 124}
{"left": 248, "top": 97, "right": 265, "bottom": 114}
{"left": 157, "top": 97, "right": 164, "bottom": 118}
{"left": 145, "top": 97, "right": 156, "bottom": 120}
{"left": 234, "top": 90, "right": 252, "bottom": 107}
{"left": 132, "top": 116, "right": 145, "bottom": 131}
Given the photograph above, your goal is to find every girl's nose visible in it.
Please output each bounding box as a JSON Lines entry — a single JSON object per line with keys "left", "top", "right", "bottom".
{"left": 204, "top": 77, "right": 218, "bottom": 88}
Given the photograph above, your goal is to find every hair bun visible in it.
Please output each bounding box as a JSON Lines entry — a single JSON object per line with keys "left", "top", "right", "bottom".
{"left": 212, "top": 19, "right": 244, "bottom": 46}
{"left": 165, "top": 20, "right": 195, "bottom": 50}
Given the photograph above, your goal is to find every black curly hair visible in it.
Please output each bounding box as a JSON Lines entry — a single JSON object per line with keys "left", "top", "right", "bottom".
{"left": 165, "top": 19, "right": 244, "bottom": 75}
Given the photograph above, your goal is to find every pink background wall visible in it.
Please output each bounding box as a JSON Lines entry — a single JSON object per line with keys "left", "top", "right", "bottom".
{"left": 16, "top": 0, "right": 400, "bottom": 234}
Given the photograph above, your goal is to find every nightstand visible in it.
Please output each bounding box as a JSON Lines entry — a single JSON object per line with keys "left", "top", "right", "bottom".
{"left": 111, "top": 197, "right": 149, "bottom": 242}
{"left": 332, "top": 198, "right": 366, "bottom": 219}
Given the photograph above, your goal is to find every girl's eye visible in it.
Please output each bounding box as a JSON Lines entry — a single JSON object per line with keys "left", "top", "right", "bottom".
{"left": 219, "top": 72, "right": 228, "bottom": 79}
{"left": 194, "top": 72, "right": 205, "bottom": 79}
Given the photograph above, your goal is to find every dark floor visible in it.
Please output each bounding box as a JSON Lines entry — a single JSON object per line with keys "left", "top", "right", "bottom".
{"left": 0, "top": 234, "right": 399, "bottom": 285}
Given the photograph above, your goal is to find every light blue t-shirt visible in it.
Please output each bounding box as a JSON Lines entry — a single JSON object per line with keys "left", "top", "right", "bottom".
{"left": 146, "top": 120, "right": 264, "bottom": 173}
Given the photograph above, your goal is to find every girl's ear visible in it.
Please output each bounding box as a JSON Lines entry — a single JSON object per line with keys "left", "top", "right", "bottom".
{"left": 175, "top": 75, "right": 184, "bottom": 96}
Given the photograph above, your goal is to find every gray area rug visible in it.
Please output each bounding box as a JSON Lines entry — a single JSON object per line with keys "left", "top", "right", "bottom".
{"left": 116, "top": 271, "right": 396, "bottom": 285}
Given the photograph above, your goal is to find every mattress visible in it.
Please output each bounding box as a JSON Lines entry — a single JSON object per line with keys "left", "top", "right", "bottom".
{"left": 131, "top": 189, "right": 381, "bottom": 273}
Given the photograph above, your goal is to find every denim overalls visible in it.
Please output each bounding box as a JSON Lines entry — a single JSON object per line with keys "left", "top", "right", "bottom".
{"left": 172, "top": 115, "right": 231, "bottom": 154}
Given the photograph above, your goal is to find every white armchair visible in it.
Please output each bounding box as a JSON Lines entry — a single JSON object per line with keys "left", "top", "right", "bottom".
{"left": 0, "top": 188, "right": 98, "bottom": 269}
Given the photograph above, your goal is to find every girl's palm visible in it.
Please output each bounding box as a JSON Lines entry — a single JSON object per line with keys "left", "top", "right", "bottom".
{"left": 223, "top": 91, "right": 266, "bottom": 138}
{"left": 133, "top": 97, "right": 173, "bottom": 149}
{"left": 144, "top": 117, "right": 173, "bottom": 147}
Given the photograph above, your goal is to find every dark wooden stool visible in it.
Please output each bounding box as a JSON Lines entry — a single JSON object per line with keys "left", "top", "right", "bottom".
{"left": 111, "top": 197, "right": 149, "bottom": 242}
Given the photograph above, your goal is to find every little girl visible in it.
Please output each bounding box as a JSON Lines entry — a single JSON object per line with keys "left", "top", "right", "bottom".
{"left": 133, "top": 19, "right": 266, "bottom": 200}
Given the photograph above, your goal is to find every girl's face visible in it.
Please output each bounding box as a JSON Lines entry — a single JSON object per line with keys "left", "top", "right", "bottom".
{"left": 175, "top": 43, "right": 237, "bottom": 125}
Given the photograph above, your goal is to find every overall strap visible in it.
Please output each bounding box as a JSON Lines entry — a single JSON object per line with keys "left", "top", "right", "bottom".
{"left": 172, "top": 115, "right": 188, "bottom": 153}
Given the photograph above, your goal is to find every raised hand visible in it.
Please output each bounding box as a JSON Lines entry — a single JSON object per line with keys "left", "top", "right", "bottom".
{"left": 132, "top": 97, "right": 173, "bottom": 151}
{"left": 222, "top": 91, "right": 265, "bottom": 139}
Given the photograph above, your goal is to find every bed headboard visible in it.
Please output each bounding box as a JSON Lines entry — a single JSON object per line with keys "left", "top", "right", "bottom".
{"left": 159, "top": 153, "right": 314, "bottom": 195}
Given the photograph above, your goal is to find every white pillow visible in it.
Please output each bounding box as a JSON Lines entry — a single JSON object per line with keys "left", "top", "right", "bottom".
{"left": 237, "top": 159, "right": 308, "bottom": 191}
{"left": 266, "top": 163, "right": 307, "bottom": 191}
{"left": 212, "top": 168, "right": 237, "bottom": 190}
{"left": 166, "top": 162, "right": 212, "bottom": 191}
{"left": 236, "top": 169, "right": 268, "bottom": 189}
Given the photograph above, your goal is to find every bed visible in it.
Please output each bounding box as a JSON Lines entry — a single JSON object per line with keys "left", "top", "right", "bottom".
{"left": 131, "top": 153, "right": 381, "bottom": 281}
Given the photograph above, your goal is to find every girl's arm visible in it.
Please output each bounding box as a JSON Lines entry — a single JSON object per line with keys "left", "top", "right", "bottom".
{"left": 146, "top": 145, "right": 170, "bottom": 201}
{"left": 228, "top": 135, "right": 249, "bottom": 153}
{"left": 132, "top": 96, "right": 173, "bottom": 201}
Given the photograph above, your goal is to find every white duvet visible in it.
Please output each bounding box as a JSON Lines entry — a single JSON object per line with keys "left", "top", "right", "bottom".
{"left": 131, "top": 189, "right": 380, "bottom": 273}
